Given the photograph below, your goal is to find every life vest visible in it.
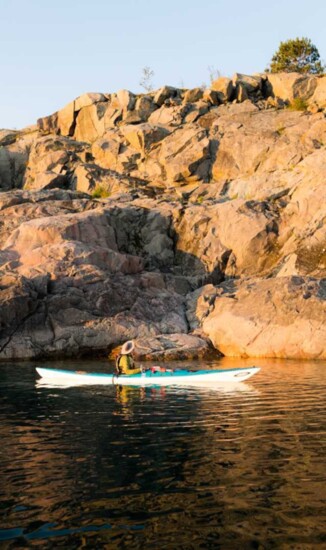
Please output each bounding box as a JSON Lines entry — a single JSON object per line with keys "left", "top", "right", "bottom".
{"left": 115, "top": 354, "right": 141, "bottom": 376}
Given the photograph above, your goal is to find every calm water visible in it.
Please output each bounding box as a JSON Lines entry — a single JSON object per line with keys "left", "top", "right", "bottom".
{"left": 0, "top": 358, "right": 325, "bottom": 549}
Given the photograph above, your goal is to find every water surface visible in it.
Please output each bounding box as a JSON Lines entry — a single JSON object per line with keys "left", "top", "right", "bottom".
{"left": 1, "top": 358, "right": 325, "bottom": 548}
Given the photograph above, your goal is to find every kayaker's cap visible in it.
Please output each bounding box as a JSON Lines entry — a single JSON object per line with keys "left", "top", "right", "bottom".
{"left": 121, "top": 340, "right": 135, "bottom": 355}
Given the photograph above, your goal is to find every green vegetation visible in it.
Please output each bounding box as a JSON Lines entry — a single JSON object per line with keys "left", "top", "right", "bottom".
{"left": 276, "top": 126, "right": 286, "bottom": 136}
{"left": 287, "top": 98, "right": 308, "bottom": 111}
{"left": 91, "top": 185, "right": 111, "bottom": 199}
{"left": 267, "top": 37, "right": 325, "bottom": 74}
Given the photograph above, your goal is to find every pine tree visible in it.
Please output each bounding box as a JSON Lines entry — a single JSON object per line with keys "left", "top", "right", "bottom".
{"left": 267, "top": 38, "right": 325, "bottom": 74}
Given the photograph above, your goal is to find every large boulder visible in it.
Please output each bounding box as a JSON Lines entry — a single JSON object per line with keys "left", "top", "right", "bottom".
{"left": 232, "top": 73, "right": 262, "bottom": 94}
{"left": 134, "top": 95, "right": 156, "bottom": 121}
{"left": 106, "top": 203, "right": 175, "bottom": 269}
{"left": 3, "top": 209, "right": 117, "bottom": 255}
{"left": 183, "top": 88, "right": 204, "bottom": 103}
{"left": 276, "top": 148, "right": 326, "bottom": 278}
{"left": 0, "top": 206, "right": 146, "bottom": 332}
{"left": 102, "top": 102, "right": 123, "bottom": 129}
{"left": 0, "top": 142, "right": 28, "bottom": 190}
{"left": 91, "top": 130, "right": 122, "bottom": 169}
{"left": 183, "top": 101, "right": 209, "bottom": 124}
{"left": 116, "top": 89, "right": 136, "bottom": 112}
{"left": 0, "top": 129, "right": 37, "bottom": 190}
{"left": 266, "top": 72, "right": 317, "bottom": 102}
{"left": 72, "top": 163, "right": 138, "bottom": 196}
{"left": 174, "top": 198, "right": 279, "bottom": 280}
{"left": 120, "top": 123, "right": 170, "bottom": 153}
{"left": 202, "top": 89, "right": 220, "bottom": 106}
{"left": 36, "top": 93, "right": 108, "bottom": 137}
{"left": 0, "top": 189, "right": 93, "bottom": 247}
{"left": 128, "top": 333, "right": 213, "bottom": 360}
{"left": 153, "top": 125, "right": 211, "bottom": 184}
{"left": 57, "top": 100, "right": 76, "bottom": 137}
{"left": 232, "top": 73, "right": 264, "bottom": 103}
{"left": 199, "top": 277, "right": 326, "bottom": 359}
{"left": 72, "top": 163, "right": 113, "bottom": 194}
{"left": 75, "top": 92, "right": 107, "bottom": 111}
{"left": 211, "top": 107, "right": 323, "bottom": 181}
{"left": 211, "top": 77, "right": 234, "bottom": 102}
{"left": 217, "top": 113, "right": 326, "bottom": 203}
{"left": 23, "top": 135, "right": 89, "bottom": 190}
{"left": 37, "top": 112, "right": 59, "bottom": 134}
{"left": 148, "top": 104, "right": 188, "bottom": 127}
{"left": 74, "top": 103, "right": 107, "bottom": 142}
{"left": 91, "top": 130, "right": 142, "bottom": 177}
{"left": 28, "top": 171, "right": 68, "bottom": 190}
{"left": 309, "top": 75, "right": 326, "bottom": 110}
{"left": 154, "top": 86, "right": 179, "bottom": 106}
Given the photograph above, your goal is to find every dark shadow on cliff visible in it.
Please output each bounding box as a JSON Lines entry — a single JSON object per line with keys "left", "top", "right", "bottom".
{"left": 105, "top": 203, "right": 233, "bottom": 289}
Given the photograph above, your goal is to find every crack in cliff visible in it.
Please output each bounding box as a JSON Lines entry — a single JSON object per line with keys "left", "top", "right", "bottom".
{"left": 0, "top": 299, "right": 44, "bottom": 355}
{"left": 246, "top": 318, "right": 272, "bottom": 348}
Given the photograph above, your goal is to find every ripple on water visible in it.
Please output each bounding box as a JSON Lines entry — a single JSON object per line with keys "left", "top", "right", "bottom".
{"left": 0, "top": 358, "right": 326, "bottom": 547}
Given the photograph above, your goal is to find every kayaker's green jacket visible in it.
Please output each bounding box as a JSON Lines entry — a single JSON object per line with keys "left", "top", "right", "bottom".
{"left": 116, "top": 354, "right": 141, "bottom": 376}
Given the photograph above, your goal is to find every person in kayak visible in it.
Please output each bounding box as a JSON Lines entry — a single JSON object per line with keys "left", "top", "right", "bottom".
{"left": 115, "top": 340, "right": 141, "bottom": 376}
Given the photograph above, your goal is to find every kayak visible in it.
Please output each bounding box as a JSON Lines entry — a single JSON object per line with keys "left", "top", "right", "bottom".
{"left": 36, "top": 366, "right": 260, "bottom": 387}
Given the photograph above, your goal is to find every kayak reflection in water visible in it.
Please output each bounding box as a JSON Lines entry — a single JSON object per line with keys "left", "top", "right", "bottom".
{"left": 115, "top": 340, "right": 142, "bottom": 376}
{"left": 115, "top": 384, "right": 165, "bottom": 413}
{"left": 115, "top": 385, "right": 146, "bottom": 419}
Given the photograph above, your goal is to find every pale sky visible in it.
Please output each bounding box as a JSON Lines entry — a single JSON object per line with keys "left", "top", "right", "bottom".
{"left": 1, "top": 0, "right": 325, "bottom": 129}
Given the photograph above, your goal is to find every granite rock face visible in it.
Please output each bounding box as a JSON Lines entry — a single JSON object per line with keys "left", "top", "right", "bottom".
{"left": 199, "top": 277, "right": 326, "bottom": 359}
{"left": 0, "top": 72, "right": 325, "bottom": 360}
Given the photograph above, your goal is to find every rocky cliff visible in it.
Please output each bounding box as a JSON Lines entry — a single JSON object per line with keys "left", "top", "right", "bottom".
{"left": 0, "top": 72, "right": 325, "bottom": 360}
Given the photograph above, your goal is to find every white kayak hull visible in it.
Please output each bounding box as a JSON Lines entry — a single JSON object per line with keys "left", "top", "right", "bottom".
{"left": 36, "top": 366, "right": 260, "bottom": 387}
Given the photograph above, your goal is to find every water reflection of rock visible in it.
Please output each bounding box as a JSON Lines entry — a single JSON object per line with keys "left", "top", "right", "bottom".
{"left": 2, "top": 359, "right": 326, "bottom": 546}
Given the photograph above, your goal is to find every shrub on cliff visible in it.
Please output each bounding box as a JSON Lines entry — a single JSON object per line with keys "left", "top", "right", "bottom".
{"left": 288, "top": 97, "right": 308, "bottom": 111}
{"left": 91, "top": 185, "right": 110, "bottom": 199}
{"left": 287, "top": 97, "right": 308, "bottom": 111}
{"left": 267, "top": 37, "right": 325, "bottom": 74}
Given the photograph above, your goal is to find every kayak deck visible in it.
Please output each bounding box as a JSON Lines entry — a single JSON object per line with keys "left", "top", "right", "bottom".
{"left": 36, "top": 366, "right": 260, "bottom": 386}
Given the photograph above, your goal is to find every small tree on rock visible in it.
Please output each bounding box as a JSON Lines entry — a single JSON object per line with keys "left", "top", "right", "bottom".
{"left": 207, "top": 65, "right": 220, "bottom": 84}
{"left": 139, "top": 66, "right": 155, "bottom": 92}
{"left": 267, "top": 37, "right": 325, "bottom": 74}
